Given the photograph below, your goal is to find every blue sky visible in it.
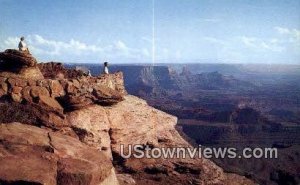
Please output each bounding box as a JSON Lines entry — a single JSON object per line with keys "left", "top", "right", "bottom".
{"left": 0, "top": 0, "right": 299, "bottom": 64}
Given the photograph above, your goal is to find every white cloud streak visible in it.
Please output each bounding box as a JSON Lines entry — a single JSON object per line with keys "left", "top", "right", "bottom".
{"left": 203, "top": 37, "right": 227, "bottom": 46}
{"left": 197, "top": 18, "right": 221, "bottom": 23}
{"left": 275, "top": 26, "right": 300, "bottom": 43}
{"left": 0, "top": 34, "right": 150, "bottom": 62}
{"left": 240, "top": 36, "right": 285, "bottom": 52}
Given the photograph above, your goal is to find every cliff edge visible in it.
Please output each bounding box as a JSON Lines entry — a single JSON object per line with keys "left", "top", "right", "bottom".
{"left": 0, "top": 50, "right": 254, "bottom": 185}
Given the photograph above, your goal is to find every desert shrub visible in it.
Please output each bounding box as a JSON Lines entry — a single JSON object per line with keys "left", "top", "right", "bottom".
{"left": 0, "top": 101, "right": 39, "bottom": 125}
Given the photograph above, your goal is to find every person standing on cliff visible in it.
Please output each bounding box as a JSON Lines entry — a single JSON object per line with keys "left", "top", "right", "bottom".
{"left": 103, "top": 61, "right": 109, "bottom": 74}
{"left": 18, "top": 36, "right": 29, "bottom": 53}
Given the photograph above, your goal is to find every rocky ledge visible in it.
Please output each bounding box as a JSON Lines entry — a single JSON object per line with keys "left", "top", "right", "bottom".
{"left": 0, "top": 122, "right": 117, "bottom": 185}
{"left": 0, "top": 50, "right": 254, "bottom": 185}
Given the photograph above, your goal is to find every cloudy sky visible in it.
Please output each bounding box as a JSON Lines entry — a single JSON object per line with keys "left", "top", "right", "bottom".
{"left": 0, "top": 0, "right": 299, "bottom": 64}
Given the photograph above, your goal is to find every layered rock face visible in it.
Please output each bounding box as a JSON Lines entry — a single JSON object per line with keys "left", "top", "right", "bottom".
{"left": 0, "top": 51, "right": 125, "bottom": 128}
{"left": 0, "top": 49, "right": 44, "bottom": 80}
{"left": 0, "top": 50, "right": 254, "bottom": 185}
{"left": 103, "top": 96, "right": 254, "bottom": 185}
{"left": 0, "top": 123, "right": 117, "bottom": 185}
{"left": 38, "top": 62, "right": 86, "bottom": 79}
{"left": 0, "top": 74, "right": 125, "bottom": 128}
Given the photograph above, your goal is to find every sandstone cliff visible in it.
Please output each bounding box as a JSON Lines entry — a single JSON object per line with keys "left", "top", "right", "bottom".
{"left": 0, "top": 50, "right": 254, "bottom": 185}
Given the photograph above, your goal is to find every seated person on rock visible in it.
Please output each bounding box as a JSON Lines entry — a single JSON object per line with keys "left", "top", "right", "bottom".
{"left": 103, "top": 61, "right": 109, "bottom": 74}
{"left": 18, "top": 36, "right": 30, "bottom": 53}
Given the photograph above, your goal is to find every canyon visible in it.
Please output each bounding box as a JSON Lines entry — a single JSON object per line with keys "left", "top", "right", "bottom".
{"left": 84, "top": 63, "right": 300, "bottom": 185}
{"left": 0, "top": 49, "right": 254, "bottom": 185}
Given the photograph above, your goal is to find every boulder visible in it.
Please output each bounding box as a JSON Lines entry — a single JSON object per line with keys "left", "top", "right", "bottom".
{"left": 62, "top": 95, "right": 94, "bottom": 110}
{"left": 30, "top": 86, "right": 50, "bottom": 98}
{"left": 50, "top": 80, "right": 65, "bottom": 97}
{"left": 117, "top": 174, "right": 136, "bottom": 185}
{"left": 93, "top": 85, "right": 125, "bottom": 105}
{"left": 0, "top": 78, "right": 8, "bottom": 97}
{"left": 0, "top": 49, "right": 37, "bottom": 67}
{"left": 38, "top": 62, "right": 84, "bottom": 79}
{"left": 67, "top": 105, "right": 112, "bottom": 158}
{"left": 0, "top": 49, "right": 44, "bottom": 80}
{"left": 0, "top": 67, "right": 44, "bottom": 80}
{"left": 38, "top": 95, "right": 63, "bottom": 113}
{"left": 7, "top": 77, "right": 27, "bottom": 87}
{"left": 0, "top": 122, "right": 117, "bottom": 185}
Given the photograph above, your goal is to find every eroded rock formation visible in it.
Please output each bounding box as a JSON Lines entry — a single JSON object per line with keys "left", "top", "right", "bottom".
{"left": 38, "top": 62, "right": 85, "bottom": 79}
{"left": 0, "top": 50, "right": 254, "bottom": 185}
{"left": 0, "top": 49, "right": 44, "bottom": 80}
{"left": 0, "top": 123, "right": 117, "bottom": 185}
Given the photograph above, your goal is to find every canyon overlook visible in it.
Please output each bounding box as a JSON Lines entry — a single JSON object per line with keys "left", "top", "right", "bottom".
{"left": 0, "top": 50, "right": 254, "bottom": 185}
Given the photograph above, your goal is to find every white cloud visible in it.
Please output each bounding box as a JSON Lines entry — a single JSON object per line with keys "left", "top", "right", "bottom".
{"left": 240, "top": 36, "right": 284, "bottom": 52}
{"left": 114, "top": 40, "right": 127, "bottom": 51}
{"left": 275, "top": 26, "right": 300, "bottom": 42}
{"left": 275, "top": 27, "right": 291, "bottom": 34}
{"left": 198, "top": 18, "right": 221, "bottom": 23}
{"left": 141, "top": 36, "right": 152, "bottom": 43}
{"left": 27, "top": 35, "right": 103, "bottom": 55}
{"left": 2, "top": 37, "right": 19, "bottom": 49}
{"left": 0, "top": 35, "right": 150, "bottom": 62}
{"left": 141, "top": 48, "right": 150, "bottom": 57}
{"left": 203, "top": 37, "right": 226, "bottom": 45}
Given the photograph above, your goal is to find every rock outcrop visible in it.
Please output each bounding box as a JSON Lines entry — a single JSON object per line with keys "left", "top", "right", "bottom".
{"left": 0, "top": 72, "right": 126, "bottom": 128}
{"left": 0, "top": 50, "right": 126, "bottom": 128}
{"left": 66, "top": 95, "right": 254, "bottom": 185}
{"left": 0, "top": 49, "right": 37, "bottom": 67}
{"left": 38, "top": 62, "right": 85, "bottom": 79}
{"left": 0, "top": 123, "right": 117, "bottom": 185}
{"left": 0, "top": 49, "right": 44, "bottom": 80}
{"left": 105, "top": 96, "right": 253, "bottom": 185}
{"left": 0, "top": 50, "right": 254, "bottom": 185}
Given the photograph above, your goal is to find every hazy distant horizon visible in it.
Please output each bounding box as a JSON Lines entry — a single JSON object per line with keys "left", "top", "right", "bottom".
{"left": 1, "top": 0, "right": 300, "bottom": 64}
{"left": 62, "top": 61, "right": 300, "bottom": 66}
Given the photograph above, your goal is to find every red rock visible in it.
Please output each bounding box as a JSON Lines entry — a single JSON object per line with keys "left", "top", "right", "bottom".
{"left": 7, "top": 78, "right": 27, "bottom": 87}
{"left": 63, "top": 95, "right": 93, "bottom": 110}
{"left": 21, "top": 86, "right": 33, "bottom": 102}
{"left": 0, "top": 49, "right": 37, "bottom": 67}
{"left": 0, "top": 50, "right": 44, "bottom": 80}
{"left": 11, "top": 93, "right": 22, "bottom": 103}
{"left": 27, "top": 79, "right": 37, "bottom": 86}
{"left": 47, "top": 113, "right": 67, "bottom": 128}
{"left": 35, "top": 110, "right": 67, "bottom": 128}
{"left": 31, "top": 86, "right": 50, "bottom": 98}
{"left": 12, "top": 86, "right": 22, "bottom": 94}
{"left": 0, "top": 77, "right": 7, "bottom": 83}
{"left": 0, "top": 89, "right": 6, "bottom": 97}
{"left": 37, "top": 62, "right": 84, "bottom": 79}
{"left": 0, "top": 82, "right": 8, "bottom": 97}
{"left": 0, "top": 153, "right": 57, "bottom": 185}
{"left": 104, "top": 95, "right": 255, "bottom": 185}
{"left": 18, "top": 66, "right": 44, "bottom": 80}
{"left": 92, "top": 85, "right": 124, "bottom": 105}
{"left": 0, "top": 123, "right": 117, "bottom": 185}
{"left": 0, "top": 67, "right": 44, "bottom": 80}
{"left": 67, "top": 105, "right": 112, "bottom": 158}
{"left": 49, "top": 132, "right": 114, "bottom": 185}
{"left": 71, "top": 79, "right": 80, "bottom": 88}
{"left": 11, "top": 86, "right": 23, "bottom": 102}
{"left": 66, "top": 81, "right": 77, "bottom": 94}
{"left": 38, "top": 95, "right": 63, "bottom": 113}
{"left": 50, "top": 80, "right": 65, "bottom": 97}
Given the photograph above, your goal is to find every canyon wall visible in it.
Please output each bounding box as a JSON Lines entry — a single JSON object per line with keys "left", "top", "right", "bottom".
{"left": 0, "top": 50, "right": 254, "bottom": 185}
